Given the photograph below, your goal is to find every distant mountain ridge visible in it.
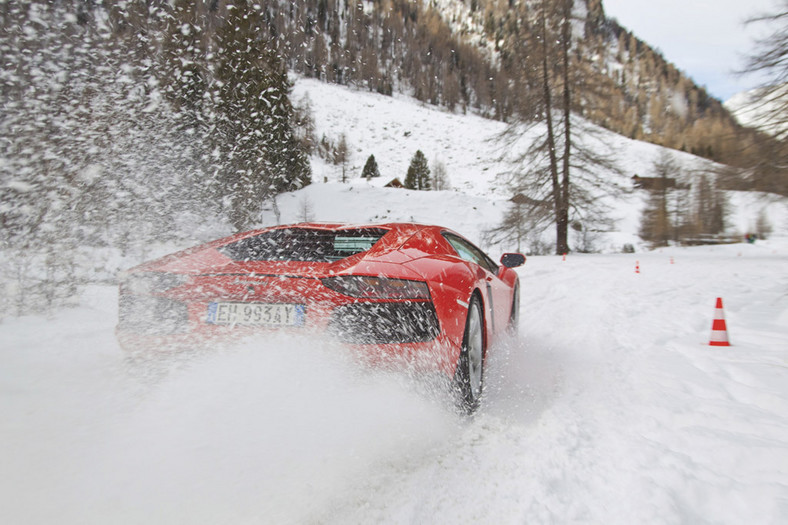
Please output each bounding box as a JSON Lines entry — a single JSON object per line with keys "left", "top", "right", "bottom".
{"left": 428, "top": 0, "right": 758, "bottom": 162}
{"left": 258, "top": 0, "right": 770, "bottom": 172}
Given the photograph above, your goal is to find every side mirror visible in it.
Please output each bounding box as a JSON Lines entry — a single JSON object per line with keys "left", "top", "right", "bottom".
{"left": 500, "top": 253, "right": 526, "bottom": 268}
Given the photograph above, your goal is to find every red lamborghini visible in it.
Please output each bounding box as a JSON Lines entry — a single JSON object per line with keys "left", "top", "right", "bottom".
{"left": 117, "top": 223, "right": 524, "bottom": 412}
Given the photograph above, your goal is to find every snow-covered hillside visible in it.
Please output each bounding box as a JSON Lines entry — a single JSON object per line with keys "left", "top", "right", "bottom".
{"left": 287, "top": 77, "right": 788, "bottom": 253}
{"left": 2, "top": 239, "right": 786, "bottom": 524}
{"left": 2, "top": 71, "right": 788, "bottom": 525}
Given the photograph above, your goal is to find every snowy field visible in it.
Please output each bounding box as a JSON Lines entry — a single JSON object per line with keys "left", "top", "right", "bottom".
{"left": 287, "top": 77, "right": 788, "bottom": 255}
{"left": 3, "top": 75, "right": 788, "bottom": 524}
{"left": 2, "top": 238, "right": 786, "bottom": 524}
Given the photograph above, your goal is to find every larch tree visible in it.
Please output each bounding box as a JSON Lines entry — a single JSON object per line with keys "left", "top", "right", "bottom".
{"left": 740, "top": 4, "right": 788, "bottom": 140}
{"left": 495, "top": 0, "right": 621, "bottom": 254}
{"left": 691, "top": 175, "right": 728, "bottom": 236}
{"left": 334, "top": 133, "right": 350, "bottom": 182}
{"left": 431, "top": 158, "right": 450, "bottom": 190}
{"left": 737, "top": 3, "right": 788, "bottom": 196}
{"left": 639, "top": 152, "right": 680, "bottom": 247}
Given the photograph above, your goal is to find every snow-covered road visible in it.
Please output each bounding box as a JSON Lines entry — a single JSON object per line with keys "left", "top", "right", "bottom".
{"left": 2, "top": 240, "right": 786, "bottom": 524}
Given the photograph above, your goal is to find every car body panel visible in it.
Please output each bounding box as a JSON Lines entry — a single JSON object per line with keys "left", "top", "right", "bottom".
{"left": 117, "top": 222, "right": 523, "bottom": 378}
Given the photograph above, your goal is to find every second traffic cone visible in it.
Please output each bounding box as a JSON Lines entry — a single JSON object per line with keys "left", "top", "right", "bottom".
{"left": 709, "top": 297, "right": 731, "bottom": 346}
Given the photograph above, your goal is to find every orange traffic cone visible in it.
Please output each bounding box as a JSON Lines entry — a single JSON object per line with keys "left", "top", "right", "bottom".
{"left": 709, "top": 297, "right": 731, "bottom": 346}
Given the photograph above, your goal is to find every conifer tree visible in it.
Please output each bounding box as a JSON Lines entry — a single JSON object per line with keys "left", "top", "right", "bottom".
{"left": 405, "top": 150, "right": 431, "bottom": 190}
{"left": 160, "top": 0, "right": 210, "bottom": 119}
{"left": 265, "top": 65, "right": 312, "bottom": 195}
{"left": 362, "top": 154, "right": 381, "bottom": 179}
{"left": 211, "top": 0, "right": 311, "bottom": 231}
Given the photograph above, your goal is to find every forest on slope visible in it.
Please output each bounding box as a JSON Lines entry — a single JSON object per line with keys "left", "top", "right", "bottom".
{"left": 269, "top": 0, "right": 785, "bottom": 193}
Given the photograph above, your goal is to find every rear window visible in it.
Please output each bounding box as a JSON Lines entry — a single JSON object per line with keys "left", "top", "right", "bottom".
{"left": 219, "top": 228, "right": 389, "bottom": 262}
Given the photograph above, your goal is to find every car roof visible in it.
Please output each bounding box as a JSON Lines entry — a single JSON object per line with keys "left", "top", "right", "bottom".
{"left": 238, "top": 221, "right": 450, "bottom": 246}
{"left": 126, "top": 222, "right": 460, "bottom": 275}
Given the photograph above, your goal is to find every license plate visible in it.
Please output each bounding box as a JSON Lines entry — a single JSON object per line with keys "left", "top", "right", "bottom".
{"left": 206, "top": 302, "right": 305, "bottom": 327}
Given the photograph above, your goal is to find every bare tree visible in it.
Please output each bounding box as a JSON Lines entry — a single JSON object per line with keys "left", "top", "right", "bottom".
{"left": 740, "top": 3, "right": 788, "bottom": 141}
{"left": 298, "top": 195, "right": 315, "bottom": 222}
{"left": 495, "top": 0, "right": 622, "bottom": 255}
{"left": 756, "top": 209, "right": 773, "bottom": 238}
{"left": 484, "top": 195, "right": 542, "bottom": 253}
{"left": 736, "top": 2, "right": 788, "bottom": 195}
{"left": 334, "top": 133, "right": 350, "bottom": 183}
{"left": 640, "top": 150, "right": 686, "bottom": 246}
{"left": 431, "top": 158, "right": 450, "bottom": 190}
{"left": 691, "top": 174, "right": 728, "bottom": 236}
{"left": 639, "top": 152, "right": 680, "bottom": 247}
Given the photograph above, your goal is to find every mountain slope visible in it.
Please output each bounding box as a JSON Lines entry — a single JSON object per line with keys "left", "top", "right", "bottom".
{"left": 283, "top": 77, "right": 788, "bottom": 253}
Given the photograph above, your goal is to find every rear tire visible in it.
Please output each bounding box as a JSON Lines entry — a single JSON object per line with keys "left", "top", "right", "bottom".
{"left": 508, "top": 283, "right": 520, "bottom": 334}
{"left": 454, "top": 295, "right": 485, "bottom": 415}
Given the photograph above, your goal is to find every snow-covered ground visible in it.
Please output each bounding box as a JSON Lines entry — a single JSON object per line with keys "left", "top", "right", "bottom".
{"left": 290, "top": 78, "right": 788, "bottom": 254}
{"left": 2, "top": 238, "right": 786, "bottom": 524}
{"left": 3, "top": 76, "right": 788, "bottom": 524}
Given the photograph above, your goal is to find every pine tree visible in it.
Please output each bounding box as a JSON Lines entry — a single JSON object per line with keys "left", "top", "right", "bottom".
{"left": 405, "top": 150, "right": 431, "bottom": 190}
{"left": 211, "top": 0, "right": 311, "bottom": 231}
{"left": 0, "top": 1, "right": 213, "bottom": 314}
{"left": 265, "top": 65, "right": 312, "bottom": 195}
{"left": 362, "top": 154, "right": 381, "bottom": 179}
{"left": 160, "top": 0, "right": 210, "bottom": 118}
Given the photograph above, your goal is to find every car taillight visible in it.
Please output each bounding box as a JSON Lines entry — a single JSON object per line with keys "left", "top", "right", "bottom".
{"left": 321, "top": 276, "right": 430, "bottom": 300}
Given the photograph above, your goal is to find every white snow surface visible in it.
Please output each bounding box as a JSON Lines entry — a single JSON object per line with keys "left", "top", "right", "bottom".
{"left": 289, "top": 78, "right": 788, "bottom": 254}
{"left": 2, "top": 240, "right": 787, "bottom": 524}
{"left": 2, "top": 77, "right": 788, "bottom": 524}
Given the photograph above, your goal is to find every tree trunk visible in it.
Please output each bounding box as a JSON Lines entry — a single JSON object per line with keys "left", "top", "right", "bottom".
{"left": 556, "top": 0, "right": 573, "bottom": 256}
{"left": 539, "top": 2, "right": 563, "bottom": 255}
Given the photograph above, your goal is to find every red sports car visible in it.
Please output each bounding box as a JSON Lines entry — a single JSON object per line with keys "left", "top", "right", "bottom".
{"left": 117, "top": 223, "right": 524, "bottom": 412}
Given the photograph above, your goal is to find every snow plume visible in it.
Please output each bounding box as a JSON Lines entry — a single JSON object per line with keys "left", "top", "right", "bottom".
{"left": 0, "top": 2, "right": 218, "bottom": 314}
{"left": 0, "top": 2, "right": 311, "bottom": 316}
{"left": 0, "top": 289, "right": 458, "bottom": 524}
{"left": 3, "top": 241, "right": 788, "bottom": 523}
